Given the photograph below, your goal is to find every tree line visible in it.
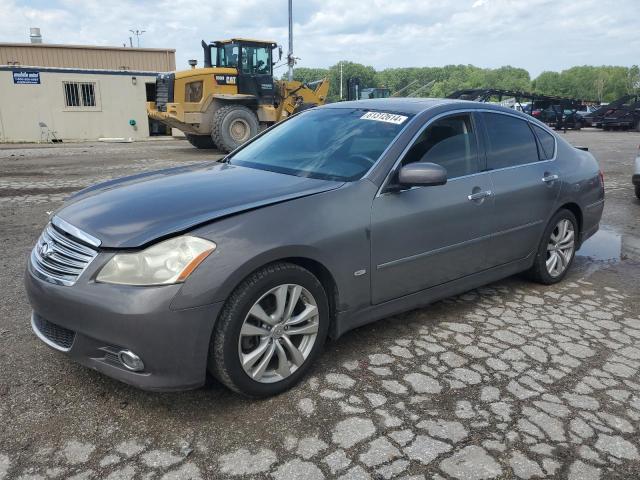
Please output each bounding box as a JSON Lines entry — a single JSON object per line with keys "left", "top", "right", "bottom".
{"left": 289, "top": 62, "right": 640, "bottom": 103}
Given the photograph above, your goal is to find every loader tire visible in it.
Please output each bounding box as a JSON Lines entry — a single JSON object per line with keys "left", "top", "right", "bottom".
{"left": 212, "top": 105, "right": 259, "bottom": 153}
{"left": 185, "top": 134, "right": 217, "bottom": 149}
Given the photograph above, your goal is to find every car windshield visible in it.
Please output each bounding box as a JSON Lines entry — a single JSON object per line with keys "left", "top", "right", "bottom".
{"left": 229, "top": 108, "right": 412, "bottom": 181}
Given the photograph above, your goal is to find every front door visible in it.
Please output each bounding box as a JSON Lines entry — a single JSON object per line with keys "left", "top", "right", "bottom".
{"left": 238, "top": 44, "right": 275, "bottom": 105}
{"left": 371, "top": 113, "right": 495, "bottom": 304}
{"left": 479, "top": 112, "right": 561, "bottom": 266}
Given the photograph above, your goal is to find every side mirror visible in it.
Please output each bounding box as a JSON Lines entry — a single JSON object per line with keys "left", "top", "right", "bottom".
{"left": 278, "top": 46, "right": 283, "bottom": 62}
{"left": 397, "top": 162, "right": 447, "bottom": 188}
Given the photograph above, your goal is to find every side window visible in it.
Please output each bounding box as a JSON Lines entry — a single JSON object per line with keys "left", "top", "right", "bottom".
{"left": 482, "top": 113, "right": 539, "bottom": 169}
{"left": 218, "top": 45, "right": 238, "bottom": 68}
{"left": 532, "top": 124, "right": 556, "bottom": 160}
{"left": 402, "top": 114, "right": 478, "bottom": 179}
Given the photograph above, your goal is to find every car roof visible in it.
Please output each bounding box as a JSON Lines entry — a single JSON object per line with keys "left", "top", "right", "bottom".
{"left": 320, "top": 97, "right": 532, "bottom": 119}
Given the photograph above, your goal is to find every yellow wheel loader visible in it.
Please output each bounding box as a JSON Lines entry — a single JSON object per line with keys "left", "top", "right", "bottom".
{"left": 147, "top": 38, "right": 329, "bottom": 152}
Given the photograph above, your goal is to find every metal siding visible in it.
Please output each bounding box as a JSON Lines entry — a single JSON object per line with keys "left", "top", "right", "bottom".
{"left": 0, "top": 43, "right": 175, "bottom": 72}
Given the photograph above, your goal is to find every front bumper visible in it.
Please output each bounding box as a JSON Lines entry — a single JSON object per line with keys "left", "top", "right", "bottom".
{"left": 25, "top": 268, "right": 223, "bottom": 391}
{"left": 147, "top": 102, "right": 203, "bottom": 135}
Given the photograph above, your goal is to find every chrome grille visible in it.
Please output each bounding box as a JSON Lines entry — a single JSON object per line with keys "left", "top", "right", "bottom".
{"left": 30, "top": 218, "right": 99, "bottom": 286}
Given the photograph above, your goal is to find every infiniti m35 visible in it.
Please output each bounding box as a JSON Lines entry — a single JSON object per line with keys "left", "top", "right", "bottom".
{"left": 26, "top": 99, "right": 604, "bottom": 397}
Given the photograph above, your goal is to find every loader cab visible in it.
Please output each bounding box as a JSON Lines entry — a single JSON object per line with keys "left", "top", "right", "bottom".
{"left": 212, "top": 39, "right": 278, "bottom": 105}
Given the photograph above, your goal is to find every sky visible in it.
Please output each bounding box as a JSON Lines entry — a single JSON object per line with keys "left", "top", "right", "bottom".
{"left": 1, "top": 0, "right": 638, "bottom": 78}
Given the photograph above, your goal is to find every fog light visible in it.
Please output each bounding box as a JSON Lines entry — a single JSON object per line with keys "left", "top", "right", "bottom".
{"left": 118, "top": 350, "right": 145, "bottom": 372}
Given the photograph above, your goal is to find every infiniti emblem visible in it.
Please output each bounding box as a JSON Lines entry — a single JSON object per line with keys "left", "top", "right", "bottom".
{"left": 39, "top": 242, "right": 54, "bottom": 258}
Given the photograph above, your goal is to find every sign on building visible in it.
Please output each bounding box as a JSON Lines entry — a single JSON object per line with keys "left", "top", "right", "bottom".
{"left": 13, "top": 71, "right": 40, "bottom": 85}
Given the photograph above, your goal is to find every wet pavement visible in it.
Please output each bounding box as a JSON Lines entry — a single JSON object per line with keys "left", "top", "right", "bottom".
{"left": 0, "top": 131, "right": 639, "bottom": 479}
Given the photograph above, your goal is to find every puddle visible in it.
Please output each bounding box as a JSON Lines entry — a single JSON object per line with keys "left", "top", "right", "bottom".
{"left": 577, "top": 228, "right": 621, "bottom": 262}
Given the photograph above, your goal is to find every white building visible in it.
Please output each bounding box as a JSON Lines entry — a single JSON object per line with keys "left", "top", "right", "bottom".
{"left": 0, "top": 42, "right": 176, "bottom": 142}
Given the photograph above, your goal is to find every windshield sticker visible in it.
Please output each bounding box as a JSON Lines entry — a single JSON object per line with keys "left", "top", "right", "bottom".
{"left": 360, "top": 111, "right": 408, "bottom": 125}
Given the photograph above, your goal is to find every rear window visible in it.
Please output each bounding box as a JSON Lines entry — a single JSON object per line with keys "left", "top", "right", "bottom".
{"left": 532, "top": 124, "right": 556, "bottom": 160}
{"left": 482, "top": 112, "right": 539, "bottom": 169}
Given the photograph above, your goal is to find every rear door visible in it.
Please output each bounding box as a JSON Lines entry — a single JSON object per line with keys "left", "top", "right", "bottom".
{"left": 370, "top": 112, "right": 495, "bottom": 304}
{"left": 480, "top": 112, "right": 561, "bottom": 266}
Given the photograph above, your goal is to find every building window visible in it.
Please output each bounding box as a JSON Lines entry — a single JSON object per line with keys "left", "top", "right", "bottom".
{"left": 63, "top": 82, "right": 97, "bottom": 108}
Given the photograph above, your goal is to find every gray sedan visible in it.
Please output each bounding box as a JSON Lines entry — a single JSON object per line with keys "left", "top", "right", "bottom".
{"left": 25, "top": 99, "right": 605, "bottom": 397}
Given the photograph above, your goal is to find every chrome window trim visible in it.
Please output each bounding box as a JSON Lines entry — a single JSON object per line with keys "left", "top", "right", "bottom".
{"left": 52, "top": 216, "right": 101, "bottom": 247}
{"left": 31, "top": 313, "right": 73, "bottom": 352}
{"left": 376, "top": 107, "right": 558, "bottom": 197}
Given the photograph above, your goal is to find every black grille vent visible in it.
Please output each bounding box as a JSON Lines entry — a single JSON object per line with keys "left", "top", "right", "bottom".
{"left": 155, "top": 73, "right": 175, "bottom": 112}
{"left": 33, "top": 314, "right": 75, "bottom": 351}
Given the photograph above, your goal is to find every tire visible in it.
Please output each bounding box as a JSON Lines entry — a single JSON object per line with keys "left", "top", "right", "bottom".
{"left": 185, "top": 134, "right": 217, "bottom": 149}
{"left": 209, "top": 262, "right": 329, "bottom": 397}
{"left": 211, "top": 105, "right": 259, "bottom": 153}
{"left": 526, "top": 209, "right": 578, "bottom": 285}
{"left": 635, "top": 186, "right": 640, "bottom": 200}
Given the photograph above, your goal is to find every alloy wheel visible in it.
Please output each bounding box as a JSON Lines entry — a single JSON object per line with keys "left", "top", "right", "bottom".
{"left": 238, "top": 284, "right": 319, "bottom": 383}
{"left": 546, "top": 219, "right": 575, "bottom": 277}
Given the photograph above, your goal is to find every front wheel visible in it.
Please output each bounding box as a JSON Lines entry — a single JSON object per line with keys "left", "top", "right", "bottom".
{"left": 211, "top": 105, "right": 259, "bottom": 153}
{"left": 635, "top": 185, "right": 640, "bottom": 200}
{"left": 526, "top": 209, "right": 578, "bottom": 285}
{"left": 209, "top": 263, "right": 329, "bottom": 397}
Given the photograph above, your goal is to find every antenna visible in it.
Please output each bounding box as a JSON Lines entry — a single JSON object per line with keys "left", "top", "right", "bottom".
{"left": 287, "top": 0, "right": 294, "bottom": 81}
{"left": 129, "top": 29, "right": 146, "bottom": 48}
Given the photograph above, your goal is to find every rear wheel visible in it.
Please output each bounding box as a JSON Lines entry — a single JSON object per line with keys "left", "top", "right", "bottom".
{"left": 635, "top": 186, "right": 640, "bottom": 200}
{"left": 212, "top": 105, "right": 259, "bottom": 153}
{"left": 526, "top": 209, "right": 578, "bottom": 285}
{"left": 185, "top": 134, "right": 217, "bottom": 149}
{"left": 209, "top": 262, "right": 329, "bottom": 397}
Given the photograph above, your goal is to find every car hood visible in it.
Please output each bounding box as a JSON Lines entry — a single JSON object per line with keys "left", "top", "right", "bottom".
{"left": 56, "top": 162, "right": 343, "bottom": 248}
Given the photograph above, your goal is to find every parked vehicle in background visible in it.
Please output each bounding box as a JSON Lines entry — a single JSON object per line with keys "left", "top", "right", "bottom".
{"left": 585, "top": 95, "right": 638, "bottom": 128}
{"left": 359, "top": 87, "right": 391, "bottom": 100}
{"left": 26, "top": 99, "right": 604, "bottom": 397}
{"left": 576, "top": 105, "right": 600, "bottom": 127}
{"left": 634, "top": 147, "right": 640, "bottom": 199}
{"left": 540, "top": 106, "right": 584, "bottom": 130}
{"left": 603, "top": 99, "right": 640, "bottom": 131}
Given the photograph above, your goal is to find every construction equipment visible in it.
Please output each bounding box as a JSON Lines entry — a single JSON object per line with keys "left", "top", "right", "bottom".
{"left": 147, "top": 38, "right": 329, "bottom": 152}
{"left": 345, "top": 77, "right": 390, "bottom": 101}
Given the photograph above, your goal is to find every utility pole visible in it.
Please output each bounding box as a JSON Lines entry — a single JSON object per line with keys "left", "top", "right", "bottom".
{"left": 339, "top": 62, "right": 343, "bottom": 100}
{"left": 287, "top": 0, "right": 294, "bottom": 81}
{"left": 129, "top": 29, "right": 145, "bottom": 48}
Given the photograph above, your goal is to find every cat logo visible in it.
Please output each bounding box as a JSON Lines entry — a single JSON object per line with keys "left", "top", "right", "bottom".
{"left": 214, "top": 75, "right": 237, "bottom": 85}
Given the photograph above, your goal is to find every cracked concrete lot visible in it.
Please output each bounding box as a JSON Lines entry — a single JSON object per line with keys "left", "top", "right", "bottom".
{"left": 1, "top": 131, "right": 640, "bottom": 479}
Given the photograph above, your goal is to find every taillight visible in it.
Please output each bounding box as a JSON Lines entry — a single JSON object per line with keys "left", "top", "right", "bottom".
{"left": 599, "top": 170, "right": 605, "bottom": 189}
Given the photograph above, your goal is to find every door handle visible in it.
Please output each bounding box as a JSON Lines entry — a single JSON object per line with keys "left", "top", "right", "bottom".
{"left": 467, "top": 190, "right": 492, "bottom": 201}
{"left": 542, "top": 174, "right": 559, "bottom": 183}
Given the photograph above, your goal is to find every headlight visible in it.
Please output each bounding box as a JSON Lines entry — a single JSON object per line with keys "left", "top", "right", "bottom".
{"left": 185, "top": 81, "right": 203, "bottom": 102}
{"left": 96, "top": 236, "right": 216, "bottom": 286}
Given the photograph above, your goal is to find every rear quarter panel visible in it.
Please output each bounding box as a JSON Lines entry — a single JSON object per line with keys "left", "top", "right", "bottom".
{"left": 553, "top": 137, "right": 604, "bottom": 240}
